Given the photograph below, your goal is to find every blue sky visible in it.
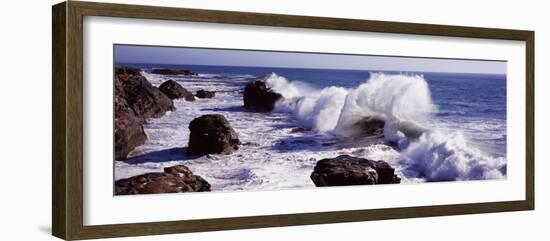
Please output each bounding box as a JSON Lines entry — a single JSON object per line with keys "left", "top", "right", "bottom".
{"left": 114, "top": 44, "right": 506, "bottom": 74}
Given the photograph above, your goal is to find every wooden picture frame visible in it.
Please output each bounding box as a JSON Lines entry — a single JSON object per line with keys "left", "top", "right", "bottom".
{"left": 52, "top": 1, "right": 534, "bottom": 240}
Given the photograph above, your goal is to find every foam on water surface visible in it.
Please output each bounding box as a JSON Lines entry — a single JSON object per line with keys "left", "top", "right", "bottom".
{"left": 116, "top": 70, "right": 506, "bottom": 192}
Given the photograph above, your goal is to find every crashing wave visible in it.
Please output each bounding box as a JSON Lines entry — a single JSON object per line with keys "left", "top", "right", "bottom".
{"left": 266, "top": 72, "right": 506, "bottom": 181}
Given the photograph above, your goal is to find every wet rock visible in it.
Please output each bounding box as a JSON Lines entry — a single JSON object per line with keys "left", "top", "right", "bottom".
{"left": 115, "top": 66, "right": 142, "bottom": 76}
{"left": 372, "top": 160, "right": 402, "bottom": 184}
{"left": 187, "top": 114, "right": 241, "bottom": 156}
{"left": 151, "top": 68, "right": 198, "bottom": 76}
{"left": 398, "top": 120, "right": 429, "bottom": 139}
{"left": 116, "top": 72, "right": 174, "bottom": 119}
{"left": 114, "top": 67, "right": 175, "bottom": 160}
{"left": 352, "top": 116, "right": 385, "bottom": 137}
{"left": 158, "top": 80, "right": 195, "bottom": 101}
{"left": 310, "top": 155, "right": 400, "bottom": 187}
{"left": 195, "top": 89, "right": 215, "bottom": 99}
{"left": 115, "top": 165, "right": 211, "bottom": 195}
{"left": 243, "top": 81, "right": 283, "bottom": 112}
{"left": 114, "top": 94, "right": 146, "bottom": 160}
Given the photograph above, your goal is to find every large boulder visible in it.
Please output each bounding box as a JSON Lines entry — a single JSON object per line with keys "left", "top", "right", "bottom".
{"left": 114, "top": 67, "right": 176, "bottom": 160}
{"left": 114, "top": 71, "right": 147, "bottom": 160}
{"left": 115, "top": 165, "right": 211, "bottom": 195}
{"left": 243, "top": 81, "right": 283, "bottom": 112}
{"left": 116, "top": 72, "right": 175, "bottom": 119}
{"left": 310, "top": 155, "right": 401, "bottom": 187}
{"left": 151, "top": 68, "right": 198, "bottom": 76}
{"left": 158, "top": 80, "right": 195, "bottom": 101}
{"left": 114, "top": 94, "right": 146, "bottom": 160}
{"left": 187, "top": 114, "right": 241, "bottom": 156}
{"left": 195, "top": 89, "right": 215, "bottom": 99}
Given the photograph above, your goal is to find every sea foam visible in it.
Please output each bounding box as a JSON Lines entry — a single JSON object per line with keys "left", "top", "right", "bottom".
{"left": 400, "top": 131, "right": 506, "bottom": 181}
{"left": 266, "top": 72, "right": 506, "bottom": 181}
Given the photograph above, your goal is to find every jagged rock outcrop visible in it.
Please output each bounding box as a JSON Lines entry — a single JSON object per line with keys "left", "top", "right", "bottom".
{"left": 115, "top": 165, "right": 211, "bottom": 195}
{"left": 116, "top": 69, "right": 174, "bottom": 119}
{"left": 114, "top": 92, "right": 146, "bottom": 160}
{"left": 114, "top": 67, "right": 175, "bottom": 160}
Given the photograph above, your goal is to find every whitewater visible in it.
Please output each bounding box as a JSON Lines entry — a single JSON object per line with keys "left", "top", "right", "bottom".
{"left": 115, "top": 69, "right": 507, "bottom": 191}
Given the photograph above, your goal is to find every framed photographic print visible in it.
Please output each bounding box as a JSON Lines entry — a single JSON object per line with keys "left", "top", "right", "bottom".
{"left": 52, "top": 1, "right": 534, "bottom": 240}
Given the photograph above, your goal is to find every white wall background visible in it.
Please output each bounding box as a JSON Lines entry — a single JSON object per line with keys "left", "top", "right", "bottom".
{"left": 0, "top": 0, "right": 547, "bottom": 240}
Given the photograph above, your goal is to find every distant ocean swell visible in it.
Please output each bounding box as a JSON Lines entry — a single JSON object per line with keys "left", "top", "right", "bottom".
{"left": 266, "top": 72, "right": 507, "bottom": 181}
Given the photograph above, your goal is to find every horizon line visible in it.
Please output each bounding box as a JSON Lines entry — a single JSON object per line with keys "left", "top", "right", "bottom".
{"left": 114, "top": 61, "right": 507, "bottom": 76}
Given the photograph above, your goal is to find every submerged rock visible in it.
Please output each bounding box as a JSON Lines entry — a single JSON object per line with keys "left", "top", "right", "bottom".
{"left": 398, "top": 120, "right": 429, "bottom": 139}
{"left": 349, "top": 116, "right": 428, "bottom": 140}
{"left": 291, "top": 127, "right": 312, "bottom": 133}
{"left": 151, "top": 68, "right": 198, "bottom": 76}
{"left": 187, "top": 114, "right": 241, "bottom": 156}
{"left": 351, "top": 116, "right": 385, "bottom": 137}
{"left": 195, "top": 89, "right": 215, "bottom": 99}
{"left": 159, "top": 80, "right": 195, "bottom": 101}
{"left": 310, "top": 155, "right": 401, "bottom": 187}
{"left": 115, "top": 165, "right": 211, "bottom": 195}
{"left": 243, "top": 81, "right": 283, "bottom": 112}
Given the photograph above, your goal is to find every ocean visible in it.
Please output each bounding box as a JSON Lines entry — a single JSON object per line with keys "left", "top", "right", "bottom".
{"left": 115, "top": 63, "right": 507, "bottom": 190}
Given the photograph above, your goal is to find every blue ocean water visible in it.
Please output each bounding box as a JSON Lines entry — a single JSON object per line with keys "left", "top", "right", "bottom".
{"left": 119, "top": 63, "right": 507, "bottom": 158}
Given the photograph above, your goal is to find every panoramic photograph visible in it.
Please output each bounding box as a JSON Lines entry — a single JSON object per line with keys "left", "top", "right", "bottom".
{"left": 113, "top": 44, "right": 507, "bottom": 195}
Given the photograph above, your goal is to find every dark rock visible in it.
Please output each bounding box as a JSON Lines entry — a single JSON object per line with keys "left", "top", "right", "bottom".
{"left": 187, "top": 114, "right": 240, "bottom": 156}
{"left": 195, "top": 89, "right": 215, "bottom": 99}
{"left": 114, "top": 71, "right": 147, "bottom": 160}
{"left": 151, "top": 68, "right": 198, "bottom": 76}
{"left": 115, "top": 66, "right": 142, "bottom": 76}
{"left": 115, "top": 165, "right": 211, "bottom": 195}
{"left": 243, "top": 81, "right": 283, "bottom": 112}
{"left": 310, "top": 155, "right": 400, "bottom": 187}
{"left": 114, "top": 94, "right": 146, "bottom": 160}
{"left": 354, "top": 116, "right": 429, "bottom": 140}
{"left": 373, "top": 160, "right": 402, "bottom": 184}
{"left": 114, "top": 67, "right": 176, "bottom": 160}
{"left": 116, "top": 72, "right": 175, "bottom": 119}
{"left": 398, "top": 120, "right": 429, "bottom": 139}
{"left": 353, "top": 116, "right": 385, "bottom": 137}
{"left": 158, "top": 80, "right": 195, "bottom": 101}
{"left": 291, "top": 127, "right": 312, "bottom": 133}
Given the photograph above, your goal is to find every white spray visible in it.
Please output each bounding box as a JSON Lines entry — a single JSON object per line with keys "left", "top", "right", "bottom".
{"left": 266, "top": 72, "right": 506, "bottom": 181}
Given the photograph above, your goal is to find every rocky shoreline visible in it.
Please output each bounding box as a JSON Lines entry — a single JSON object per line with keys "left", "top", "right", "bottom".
{"left": 114, "top": 67, "right": 402, "bottom": 195}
